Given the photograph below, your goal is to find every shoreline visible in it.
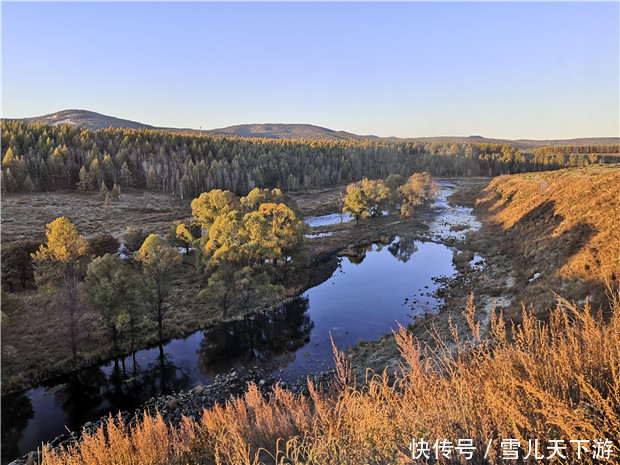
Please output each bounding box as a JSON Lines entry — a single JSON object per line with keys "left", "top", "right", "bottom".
{"left": 5, "top": 179, "right": 489, "bottom": 464}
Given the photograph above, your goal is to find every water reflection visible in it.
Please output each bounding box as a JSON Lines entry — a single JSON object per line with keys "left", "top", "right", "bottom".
{"left": 198, "top": 298, "right": 313, "bottom": 376}
{"left": 344, "top": 244, "right": 372, "bottom": 265}
{"left": 104, "top": 348, "right": 191, "bottom": 411}
{"left": 1, "top": 393, "right": 33, "bottom": 461}
{"left": 388, "top": 235, "right": 419, "bottom": 263}
{"left": 51, "top": 367, "right": 106, "bottom": 428}
{"left": 139, "top": 347, "right": 191, "bottom": 397}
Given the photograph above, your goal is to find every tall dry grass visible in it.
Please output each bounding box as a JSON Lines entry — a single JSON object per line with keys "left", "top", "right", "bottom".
{"left": 477, "top": 165, "right": 620, "bottom": 286}
{"left": 41, "top": 293, "right": 620, "bottom": 464}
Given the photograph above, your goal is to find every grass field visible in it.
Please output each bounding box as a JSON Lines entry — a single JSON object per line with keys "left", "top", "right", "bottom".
{"left": 1, "top": 188, "right": 192, "bottom": 244}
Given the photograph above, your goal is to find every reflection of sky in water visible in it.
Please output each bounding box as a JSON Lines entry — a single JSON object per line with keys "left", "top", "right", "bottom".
{"left": 5, "top": 180, "right": 476, "bottom": 463}
{"left": 305, "top": 212, "right": 353, "bottom": 227}
{"left": 276, "top": 239, "right": 455, "bottom": 383}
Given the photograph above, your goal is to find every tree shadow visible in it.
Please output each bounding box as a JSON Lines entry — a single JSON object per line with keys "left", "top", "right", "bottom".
{"left": 197, "top": 297, "right": 313, "bottom": 377}
{"left": 1, "top": 392, "right": 34, "bottom": 463}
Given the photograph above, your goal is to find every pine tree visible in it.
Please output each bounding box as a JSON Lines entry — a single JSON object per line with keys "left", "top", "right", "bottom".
{"left": 111, "top": 183, "right": 120, "bottom": 199}
{"left": 23, "top": 174, "right": 35, "bottom": 192}
{"left": 146, "top": 166, "right": 159, "bottom": 189}
{"left": 103, "top": 193, "right": 112, "bottom": 213}
{"left": 119, "top": 161, "right": 133, "bottom": 186}
{"left": 100, "top": 181, "right": 109, "bottom": 198}
{"left": 76, "top": 165, "right": 94, "bottom": 191}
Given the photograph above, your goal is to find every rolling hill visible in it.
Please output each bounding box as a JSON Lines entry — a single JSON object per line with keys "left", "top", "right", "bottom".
{"left": 208, "top": 123, "right": 377, "bottom": 141}
{"left": 16, "top": 109, "right": 156, "bottom": 131}
{"left": 6, "top": 109, "right": 619, "bottom": 147}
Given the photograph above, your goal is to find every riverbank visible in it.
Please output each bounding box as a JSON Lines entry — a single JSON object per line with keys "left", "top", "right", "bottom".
{"left": 346, "top": 166, "right": 619, "bottom": 382}
{"left": 1, "top": 241, "right": 341, "bottom": 396}
{"left": 5, "top": 179, "right": 469, "bottom": 464}
{"left": 346, "top": 178, "right": 501, "bottom": 380}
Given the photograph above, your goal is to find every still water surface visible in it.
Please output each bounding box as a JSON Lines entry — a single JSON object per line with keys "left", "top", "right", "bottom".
{"left": 2, "top": 180, "right": 475, "bottom": 463}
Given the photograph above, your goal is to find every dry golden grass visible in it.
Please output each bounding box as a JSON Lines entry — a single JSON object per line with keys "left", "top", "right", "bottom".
{"left": 41, "top": 292, "right": 620, "bottom": 464}
{"left": 477, "top": 165, "right": 620, "bottom": 287}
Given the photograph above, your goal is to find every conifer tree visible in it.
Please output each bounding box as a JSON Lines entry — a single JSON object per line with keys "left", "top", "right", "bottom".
{"left": 76, "top": 165, "right": 94, "bottom": 191}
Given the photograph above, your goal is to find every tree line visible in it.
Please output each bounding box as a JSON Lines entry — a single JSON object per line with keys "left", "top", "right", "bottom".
{"left": 3, "top": 120, "right": 617, "bottom": 196}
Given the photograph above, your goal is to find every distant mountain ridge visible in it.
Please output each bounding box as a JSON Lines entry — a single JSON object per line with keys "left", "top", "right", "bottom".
{"left": 6, "top": 109, "right": 619, "bottom": 148}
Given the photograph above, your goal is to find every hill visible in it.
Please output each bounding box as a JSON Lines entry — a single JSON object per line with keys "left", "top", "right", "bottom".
{"left": 8, "top": 110, "right": 378, "bottom": 140}
{"left": 207, "top": 123, "right": 377, "bottom": 141}
{"left": 7, "top": 109, "right": 619, "bottom": 146}
{"left": 16, "top": 109, "right": 156, "bottom": 131}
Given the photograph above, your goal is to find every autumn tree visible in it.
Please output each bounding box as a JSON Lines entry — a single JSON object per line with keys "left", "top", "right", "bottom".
{"left": 191, "top": 187, "right": 307, "bottom": 315}
{"left": 343, "top": 178, "right": 390, "bottom": 222}
{"left": 256, "top": 202, "right": 307, "bottom": 264}
{"left": 168, "top": 220, "right": 202, "bottom": 252}
{"left": 191, "top": 189, "right": 239, "bottom": 230}
{"left": 398, "top": 172, "right": 438, "bottom": 218}
{"left": 76, "top": 165, "right": 93, "bottom": 191}
{"left": 2, "top": 147, "right": 26, "bottom": 189}
{"left": 81, "top": 254, "right": 144, "bottom": 349}
{"left": 136, "top": 234, "right": 181, "bottom": 342}
{"left": 241, "top": 187, "right": 291, "bottom": 212}
{"left": 32, "top": 217, "right": 91, "bottom": 360}
{"left": 343, "top": 183, "right": 368, "bottom": 223}
{"left": 32, "top": 217, "right": 89, "bottom": 288}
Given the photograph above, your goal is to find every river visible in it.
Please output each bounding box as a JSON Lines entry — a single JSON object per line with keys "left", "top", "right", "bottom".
{"left": 1, "top": 180, "right": 480, "bottom": 463}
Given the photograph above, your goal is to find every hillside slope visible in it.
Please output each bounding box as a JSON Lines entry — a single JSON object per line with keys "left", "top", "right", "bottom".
{"left": 475, "top": 164, "right": 620, "bottom": 313}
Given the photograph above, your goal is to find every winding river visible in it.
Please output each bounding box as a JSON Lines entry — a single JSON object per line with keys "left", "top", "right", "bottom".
{"left": 2, "top": 180, "right": 480, "bottom": 464}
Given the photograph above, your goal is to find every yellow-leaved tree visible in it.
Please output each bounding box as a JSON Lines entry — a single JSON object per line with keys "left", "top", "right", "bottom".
{"left": 136, "top": 234, "right": 181, "bottom": 343}
{"left": 398, "top": 172, "right": 438, "bottom": 218}
{"left": 33, "top": 217, "right": 89, "bottom": 286}
{"left": 32, "top": 217, "right": 90, "bottom": 361}
{"left": 343, "top": 178, "right": 390, "bottom": 223}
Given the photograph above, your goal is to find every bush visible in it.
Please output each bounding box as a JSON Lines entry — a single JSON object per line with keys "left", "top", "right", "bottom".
{"left": 1, "top": 240, "right": 42, "bottom": 291}
{"left": 87, "top": 234, "right": 120, "bottom": 258}
{"left": 123, "top": 227, "right": 149, "bottom": 253}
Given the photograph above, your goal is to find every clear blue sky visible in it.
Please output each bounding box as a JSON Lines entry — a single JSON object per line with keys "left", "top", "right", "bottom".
{"left": 2, "top": 1, "right": 618, "bottom": 139}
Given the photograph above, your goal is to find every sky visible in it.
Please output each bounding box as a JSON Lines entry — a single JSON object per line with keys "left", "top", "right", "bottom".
{"left": 2, "top": 1, "right": 619, "bottom": 140}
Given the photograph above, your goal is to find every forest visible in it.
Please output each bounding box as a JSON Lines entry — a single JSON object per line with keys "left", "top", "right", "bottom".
{"left": 2, "top": 120, "right": 619, "bottom": 464}
{"left": 2, "top": 120, "right": 618, "bottom": 199}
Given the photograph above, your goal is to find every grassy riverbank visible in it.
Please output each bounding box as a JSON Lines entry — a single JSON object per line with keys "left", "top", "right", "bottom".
{"left": 0, "top": 183, "right": 427, "bottom": 394}
{"left": 39, "top": 293, "right": 620, "bottom": 464}
{"left": 347, "top": 165, "right": 619, "bottom": 383}
{"left": 8, "top": 168, "right": 620, "bottom": 463}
